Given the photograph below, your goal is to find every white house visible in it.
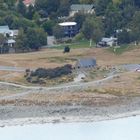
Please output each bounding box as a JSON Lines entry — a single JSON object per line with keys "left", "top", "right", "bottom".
{"left": 0, "top": 25, "right": 18, "bottom": 49}
{"left": 12, "top": 30, "right": 19, "bottom": 38}
{"left": 70, "top": 4, "right": 95, "bottom": 17}
{"left": 6, "top": 39, "right": 16, "bottom": 47}
{"left": 97, "top": 37, "right": 117, "bottom": 47}
{"left": 0, "top": 25, "right": 19, "bottom": 38}
{"left": 0, "top": 26, "right": 14, "bottom": 37}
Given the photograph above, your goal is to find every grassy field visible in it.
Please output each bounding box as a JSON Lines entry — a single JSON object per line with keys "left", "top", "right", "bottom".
{"left": 0, "top": 44, "right": 139, "bottom": 69}
{"left": 0, "top": 44, "right": 140, "bottom": 87}
{"left": 85, "top": 72, "right": 140, "bottom": 96}
{"left": 108, "top": 44, "right": 140, "bottom": 55}
{"left": 51, "top": 40, "right": 95, "bottom": 49}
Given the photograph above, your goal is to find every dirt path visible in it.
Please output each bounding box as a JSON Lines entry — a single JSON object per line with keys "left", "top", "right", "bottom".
{"left": 0, "top": 66, "right": 25, "bottom": 72}
{"left": 0, "top": 74, "right": 117, "bottom": 89}
{"left": 0, "top": 63, "right": 139, "bottom": 100}
{"left": 0, "top": 74, "right": 118, "bottom": 100}
{"left": 0, "top": 90, "right": 32, "bottom": 100}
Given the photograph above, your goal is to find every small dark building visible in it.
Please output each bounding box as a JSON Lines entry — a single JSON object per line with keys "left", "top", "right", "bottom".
{"left": 75, "top": 58, "right": 96, "bottom": 69}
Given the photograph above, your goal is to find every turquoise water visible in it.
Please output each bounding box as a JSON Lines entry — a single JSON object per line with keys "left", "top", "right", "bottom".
{"left": 0, "top": 116, "right": 140, "bottom": 140}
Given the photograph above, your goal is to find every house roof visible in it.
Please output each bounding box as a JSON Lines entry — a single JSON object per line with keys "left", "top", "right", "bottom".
{"left": 71, "top": 4, "right": 94, "bottom": 11}
{"left": 0, "top": 25, "right": 9, "bottom": 30}
{"left": 0, "top": 25, "right": 10, "bottom": 34}
{"left": 76, "top": 58, "right": 96, "bottom": 68}
{"left": 7, "top": 39, "right": 16, "bottom": 44}
{"left": 23, "top": 0, "right": 35, "bottom": 6}
{"left": 102, "top": 37, "right": 117, "bottom": 42}
{"left": 59, "top": 22, "right": 77, "bottom": 26}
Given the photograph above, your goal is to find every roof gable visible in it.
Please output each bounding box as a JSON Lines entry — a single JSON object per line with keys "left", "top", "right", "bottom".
{"left": 102, "top": 37, "right": 117, "bottom": 42}
{"left": 76, "top": 58, "right": 96, "bottom": 68}
{"left": 0, "top": 25, "right": 9, "bottom": 30}
{"left": 71, "top": 4, "right": 94, "bottom": 11}
{"left": 0, "top": 25, "right": 10, "bottom": 34}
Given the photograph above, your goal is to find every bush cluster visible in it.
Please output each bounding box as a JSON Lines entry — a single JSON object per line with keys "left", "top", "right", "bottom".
{"left": 26, "top": 64, "right": 72, "bottom": 83}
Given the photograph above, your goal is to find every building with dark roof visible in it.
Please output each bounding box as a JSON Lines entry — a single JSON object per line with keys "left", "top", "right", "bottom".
{"left": 58, "top": 22, "right": 78, "bottom": 37}
{"left": 70, "top": 4, "right": 95, "bottom": 17}
{"left": 75, "top": 58, "right": 96, "bottom": 69}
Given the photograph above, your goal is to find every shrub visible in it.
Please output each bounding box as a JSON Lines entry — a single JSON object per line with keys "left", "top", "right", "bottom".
{"left": 27, "top": 64, "right": 72, "bottom": 83}
{"left": 63, "top": 46, "right": 70, "bottom": 53}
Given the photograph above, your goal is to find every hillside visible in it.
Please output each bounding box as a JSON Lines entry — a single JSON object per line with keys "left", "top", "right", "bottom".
{"left": 0, "top": 0, "right": 140, "bottom": 51}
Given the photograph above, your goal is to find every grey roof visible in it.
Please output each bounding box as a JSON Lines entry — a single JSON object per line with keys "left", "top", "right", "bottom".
{"left": 76, "top": 58, "right": 96, "bottom": 68}
{"left": 7, "top": 39, "right": 16, "bottom": 44}
{"left": 102, "top": 37, "right": 117, "bottom": 43}
{"left": 0, "top": 25, "right": 10, "bottom": 34}
{"left": 71, "top": 4, "right": 94, "bottom": 11}
{"left": 0, "top": 25, "right": 9, "bottom": 30}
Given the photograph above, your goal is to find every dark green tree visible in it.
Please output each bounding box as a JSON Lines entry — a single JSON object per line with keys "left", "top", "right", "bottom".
{"left": 95, "top": 0, "right": 112, "bottom": 16}
{"left": 4, "top": 0, "right": 16, "bottom": 9}
{"left": 58, "top": 0, "right": 70, "bottom": 16}
{"left": 129, "top": 11, "right": 140, "bottom": 42}
{"left": 82, "top": 16, "right": 104, "bottom": 46}
{"left": 53, "top": 25, "right": 64, "bottom": 39}
{"left": 15, "top": 29, "right": 28, "bottom": 52}
{"left": 104, "top": 3, "right": 122, "bottom": 36}
{"left": 16, "top": 0, "right": 26, "bottom": 16}
{"left": 41, "top": 20, "right": 55, "bottom": 35}
{"left": 0, "top": 34, "right": 7, "bottom": 54}
{"left": 74, "top": 13, "right": 86, "bottom": 29}
{"left": 35, "top": 0, "right": 60, "bottom": 16}
{"left": 36, "top": 28, "right": 47, "bottom": 46}
{"left": 117, "top": 29, "right": 130, "bottom": 44}
{"left": 26, "top": 5, "right": 35, "bottom": 20}
{"left": 26, "top": 28, "right": 47, "bottom": 50}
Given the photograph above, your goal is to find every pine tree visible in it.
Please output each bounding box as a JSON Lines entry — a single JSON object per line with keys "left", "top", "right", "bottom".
{"left": 17, "top": 0, "right": 26, "bottom": 16}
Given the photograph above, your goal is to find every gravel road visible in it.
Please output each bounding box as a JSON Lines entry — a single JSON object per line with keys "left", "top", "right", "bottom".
{"left": 0, "top": 66, "right": 25, "bottom": 72}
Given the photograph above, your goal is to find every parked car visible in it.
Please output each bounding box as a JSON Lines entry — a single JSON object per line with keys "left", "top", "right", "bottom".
{"left": 135, "top": 68, "right": 140, "bottom": 72}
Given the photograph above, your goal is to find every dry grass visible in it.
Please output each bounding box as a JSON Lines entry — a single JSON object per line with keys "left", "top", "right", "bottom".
{"left": 17, "top": 91, "right": 119, "bottom": 106}
{"left": 85, "top": 72, "right": 140, "bottom": 96}
{"left": 0, "top": 71, "right": 11, "bottom": 77}
{"left": 0, "top": 47, "right": 140, "bottom": 69}
{"left": 0, "top": 86, "right": 26, "bottom": 97}
{"left": 0, "top": 48, "right": 86, "bottom": 69}
{"left": 0, "top": 47, "right": 140, "bottom": 96}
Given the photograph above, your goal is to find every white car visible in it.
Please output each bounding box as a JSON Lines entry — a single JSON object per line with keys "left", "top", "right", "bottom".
{"left": 135, "top": 68, "right": 140, "bottom": 72}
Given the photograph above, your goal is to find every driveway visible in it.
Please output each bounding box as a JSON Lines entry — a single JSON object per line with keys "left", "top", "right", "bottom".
{"left": 119, "top": 64, "right": 140, "bottom": 71}
{"left": 0, "top": 66, "right": 25, "bottom": 72}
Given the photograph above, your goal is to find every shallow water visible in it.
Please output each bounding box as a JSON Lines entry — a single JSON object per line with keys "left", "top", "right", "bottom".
{"left": 0, "top": 116, "right": 140, "bottom": 140}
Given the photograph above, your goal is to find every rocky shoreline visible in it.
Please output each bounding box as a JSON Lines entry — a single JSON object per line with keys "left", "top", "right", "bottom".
{"left": 0, "top": 96, "right": 140, "bottom": 127}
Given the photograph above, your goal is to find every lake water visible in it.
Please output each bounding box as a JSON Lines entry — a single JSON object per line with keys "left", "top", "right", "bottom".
{"left": 0, "top": 116, "right": 140, "bottom": 140}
